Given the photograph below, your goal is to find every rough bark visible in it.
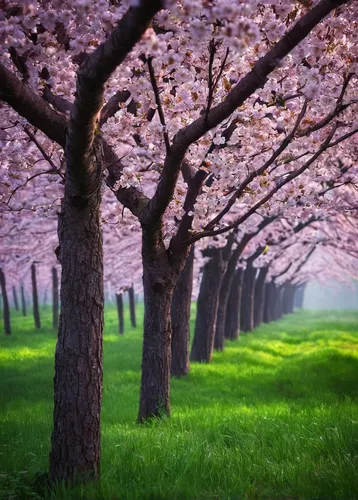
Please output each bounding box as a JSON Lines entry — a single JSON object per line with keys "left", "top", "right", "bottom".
{"left": 12, "top": 286, "right": 19, "bottom": 311}
{"left": 0, "top": 268, "right": 11, "bottom": 335}
{"left": 254, "top": 266, "right": 269, "bottom": 328}
{"left": 225, "top": 267, "right": 244, "bottom": 340}
{"left": 31, "top": 263, "right": 41, "bottom": 329}
{"left": 240, "top": 262, "right": 257, "bottom": 332}
{"left": 52, "top": 267, "right": 59, "bottom": 331}
{"left": 20, "top": 283, "right": 26, "bottom": 317}
{"left": 138, "top": 227, "right": 187, "bottom": 421}
{"left": 190, "top": 248, "right": 226, "bottom": 363}
{"left": 116, "top": 292, "right": 124, "bottom": 335}
{"left": 128, "top": 286, "right": 137, "bottom": 328}
{"left": 171, "top": 246, "right": 194, "bottom": 377}
{"left": 49, "top": 176, "right": 104, "bottom": 483}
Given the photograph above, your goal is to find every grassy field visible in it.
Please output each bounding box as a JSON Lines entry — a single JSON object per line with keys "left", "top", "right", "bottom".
{"left": 0, "top": 306, "right": 357, "bottom": 499}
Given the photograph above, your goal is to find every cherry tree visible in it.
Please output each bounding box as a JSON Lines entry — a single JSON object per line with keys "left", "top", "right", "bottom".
{"left": 1, "top": 0, "right": 357, "bottom": 484}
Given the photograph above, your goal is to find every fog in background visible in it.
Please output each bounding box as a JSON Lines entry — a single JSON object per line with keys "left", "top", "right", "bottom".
{"left": 304, "top": 280, "right": 358, "bottom": 310}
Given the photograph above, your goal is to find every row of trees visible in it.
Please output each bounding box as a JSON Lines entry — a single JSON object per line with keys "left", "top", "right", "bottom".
{"left": 1, "top": 0, "right": 357, "bottom": 486}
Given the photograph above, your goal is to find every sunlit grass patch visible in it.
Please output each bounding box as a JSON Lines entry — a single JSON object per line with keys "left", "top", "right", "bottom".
{"left": 0, "top": 307, "right": 357, "bottom": 499}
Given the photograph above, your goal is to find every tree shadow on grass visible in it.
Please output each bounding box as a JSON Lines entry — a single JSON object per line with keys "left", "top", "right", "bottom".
{"left": 173, "top": 348, "right": 358, "bottom": 411}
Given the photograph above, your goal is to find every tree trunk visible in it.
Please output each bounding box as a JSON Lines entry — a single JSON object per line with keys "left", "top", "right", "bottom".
{"left": 116, "top": 292, "right": 124, "bottom": 335}
{"left": 282, "top": 282, "right": 296, "bottom": 314}
{"left": 171, "top": 246, "right": 194, "bottom": 377}
{"left": 273, "top": 284, "right": 283, "bottom": 320}
{"left": 43, "top": 288, "right": 48, "bottom": 309}
{"left": 31, "top": 263, "right": 41, "bottom": 329}
{"left": 20, "top": 283, "right": 26, "bottom": 317}
{"left": 263, "top": 282, "right": 273, "bottom": 323}
{"left": 294, "top": 283, "right": 306, "bottom": 308}
{"left": 190, "top": 248, "right": 226, "bottom": 363}
{"left": 214, "top": 243, "right": 243, "bottom": 350}
{"left": 282, "top": 282, "right": 289, "bottom": 315}
{"left": 225, "top": 267, "right": 244, "bottom": 340}
{"left": 49, "top": 180, "right": 104, "bottom": 482}
{"left": 12, "top": 286, "right": 19, "bottom": 311}
{"left": 52, "top": 267, "right": 59, "bottom": 331}
{"left": 0, "top": 268, "right": 11, "bottom": 335}
{"left": 254, "top": 266, "right": 269, "bottom": 328}
{"left": 128, "top": 285, "right": 137, "bottom": 328}
{"left": 288, "top": 284, "right": 296, "bottom": 313}
{"left": 240, "top": 262, "right": 257, "bottom": 332}
{"left": 138, "top": 227, "right": 187, "bottom": 422}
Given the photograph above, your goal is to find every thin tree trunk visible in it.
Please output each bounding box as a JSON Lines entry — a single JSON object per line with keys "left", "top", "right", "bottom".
{"left": 116, "top": 292, "right": 124, "bottom": 335}
{"left": 240, "top": 262, "right": 257, "bottom": 332}
{"left": 20, "top": 283, "right": 26, "bottom": 316}
{"left": 225, "top": 267, "right": 244, "bottom": 340}
{"left": 274, "top": 284, "right": 283, "bottom": 320}
{"left": 283, "top": 283, "right": 296, "bottom": 314}
{"left": 49, "top": 178, "right": 104, "bottom": 482}
{"left": 190, "top": 248, "right": 226, "bottom": 363}
{"left": 0, "top": 268, "right": 11, "bottom": 335}
{"left": 12, "top": 286, "right": 19, "bottom": 311}
{"left": 282, "top": 282, "right": 290, "bottom": 315}
{"left": 128, "top": 285, "right": 136, "bottom": 328}
{"left": 214, "top": 242, "right": 243, "bottom": 350}
{"left": 138, "top": 228, "right": 187, "bottom": 422}
{"left": 31, "top": 263, "right": 41, "bottom": 329}
{"left": 171, "top": 246, "right": 194, "bottom": 377}
{"left": 263, "top": 282, "right": 272, "bottom": 323}
{"left": 52, "top": 267, "right": 59, "bottom": 330}
{"left": 289, "top": 284, "right": 296, "bottom": 313}
{"left": 43, "top": 288, "right": 48, "bottom": 309}
{"left": 294, "top": 283, "right": 306, "bottom": 308}
{"left": 254, "top": 266, "right": 269, "bottom": 328}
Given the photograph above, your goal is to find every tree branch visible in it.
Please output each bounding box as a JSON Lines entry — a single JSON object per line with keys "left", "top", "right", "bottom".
{"left": 66, "top": 0, "right": 163, "bottom": 196}
{"left": 187, "top": 123, "right": 341, "bottom": 243}
{"left": 147, "top": 56, "right": 171, "bottom": 155}
{"left": 144, "top": 0, "right": 348, "bottom": 227}
{"left": 297, "top": 73, "right": 354, "bottom": 137}
{"left": 204, "top": 99, "right": 308, "bottom": 230}
{"left": 0, "top": 63, "right": 67, "bottom": 146}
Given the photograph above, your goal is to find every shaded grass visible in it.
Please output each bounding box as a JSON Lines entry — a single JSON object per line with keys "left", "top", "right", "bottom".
{"left": 0, "top": 307, "right": 357, "bottom": 499}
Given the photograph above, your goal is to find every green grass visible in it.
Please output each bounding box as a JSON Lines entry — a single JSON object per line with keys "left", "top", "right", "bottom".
{"left": 0, "top": 306, "right": 358, "bottom": 499}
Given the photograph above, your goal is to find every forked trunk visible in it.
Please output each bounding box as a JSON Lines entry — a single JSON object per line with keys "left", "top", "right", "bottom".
{"left": 191, "top": 248, "right": 226, "bottom": 363}
{"left": 171, "top": 246, "right": 194, "bottom": 377}
{"left": 20, "top": 283, "right": 26, "bottom": 316}
{"left": 12, "top": 286, "right": 19, "bottom": 311}
{"left": 116, "top": 292, "right": 124, "bottom": 335}
{"left": 49, "top": 181, "right": 104, "bottom": 483}
{"left": 52, "top": 267, "right": 59, "bottom": 330}
{"left": 254, "top": 266, "right": 268, "bottom": 328}
{"left": 0, "top": 268, "right": 11, "bottom": 335}
{"left": 138, "top": 226, "right": 187, "bottom": 421}
{"left": 31, "top": 263, "right": 41, "bottom": 329}
{"left": 128, "top": 286, "right": 137, "bottom": 328}
{"left": 240, "top": 262, "right": 257, "bottom": 332}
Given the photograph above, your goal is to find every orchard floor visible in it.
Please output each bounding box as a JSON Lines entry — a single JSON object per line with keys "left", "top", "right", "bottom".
{"left": 0, "top": 307, "right": 358, "bottom": 500}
